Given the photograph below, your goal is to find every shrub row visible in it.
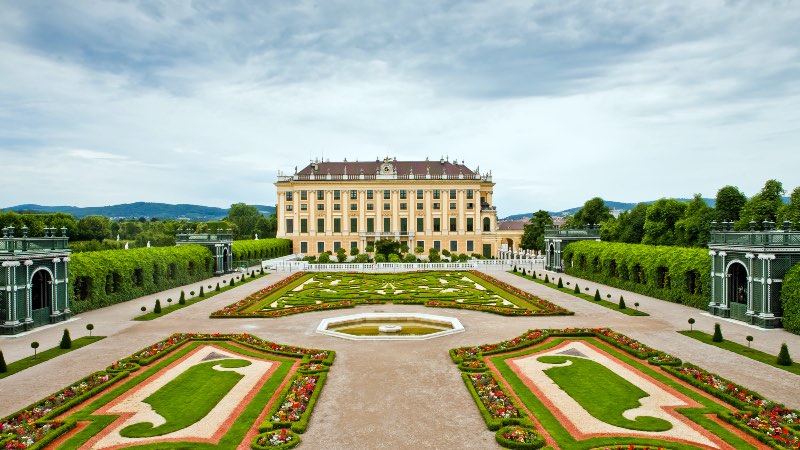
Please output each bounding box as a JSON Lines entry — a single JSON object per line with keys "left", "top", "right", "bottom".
{"left": 232, "top": 238, "right": 292, "bottom": 261}
{"left": 69, "top": 245, "right": 213, "bottom": 312}
{"left": 562, "top": 241, "right": 710, "bottom": 309}
{"left": 781, "top": 264, "right": 800, "bottom": 334}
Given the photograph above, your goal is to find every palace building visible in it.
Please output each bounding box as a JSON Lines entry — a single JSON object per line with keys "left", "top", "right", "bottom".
{"left": 275, "top": 157, "right": 521, "bottom": 257}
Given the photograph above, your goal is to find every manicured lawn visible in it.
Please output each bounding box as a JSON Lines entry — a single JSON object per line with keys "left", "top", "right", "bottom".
{"left": 135, "top": 269, "right": 268, "bottom": 321}
{"left": 121, "top": 358, "right": 252, "bottom": 437}
{"left": 0, "top": 336, "right": 106, "bottom": 379}
{"left": 510, "top": 270, "right": 649, "bottom": 316}
{"left": 537, "top": 354, "right": 671, "bottom": 431}
{"left": 679, "top": 330, "right": 800, "bottom": 376}
{"left": 332, "top": 324, "right": 444, "bottom": 336}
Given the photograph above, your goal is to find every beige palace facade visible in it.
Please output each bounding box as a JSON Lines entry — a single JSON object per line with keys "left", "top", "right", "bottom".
{"left": 275, "top": 157, "right": 520, "bottom": 257}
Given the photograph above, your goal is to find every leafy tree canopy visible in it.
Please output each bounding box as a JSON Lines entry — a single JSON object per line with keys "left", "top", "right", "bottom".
{"left": 736, "top": 179, "right": 785, "bottom": 230}
{"left": 569, "top": 197, "right": 612, "bottom": 228}
{"left": 227, "top": 203, "right": 261, "bottom": 239}
{"left": 715, "top": 185, "right": 747, "bottom": 222}
{"left": 675, "top": 194, "right": 715, "bottom": 247}
{"left": 642, "top": 198, "right": 687, "bottom": 246}
{"left": 520, "top": 210, "right": 553, "bottom": 251}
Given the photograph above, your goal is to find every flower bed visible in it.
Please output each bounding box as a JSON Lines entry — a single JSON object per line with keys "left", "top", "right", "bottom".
{"left": 495, "top": 425, "right": 545, "bottom": 449}
{"left": 251, "top": 428, "right": 300, "bottom": 449}
{"left": 211, "top": 271, "right": 573, "bottom": 318}
{"left": 0, "top": 334, "right": 334, "bottom": 449}
{"left": 462, "top": 372, "right": 527, "bottom": 431}
{"left": 665, "top": 364, "right": 800, "bottom": 448}
{"left": 264, "top": 373, "right": 327, "bottom": 433}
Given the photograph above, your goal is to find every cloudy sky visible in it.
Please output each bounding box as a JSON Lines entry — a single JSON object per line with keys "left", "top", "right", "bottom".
{"left": 1, "top": 1, "right": 798, "bottom": 215}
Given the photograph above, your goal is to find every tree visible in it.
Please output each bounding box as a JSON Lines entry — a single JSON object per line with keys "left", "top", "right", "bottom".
{"left": 574, "top": 283, "right": 580, "bottom": 294}
{"left": 179, "top": 291, "right": 186, "bottom": 305}
{"left": 154, "top": 299, "right": 162, "bottom": 314}
{"left": 642, "top": 198, "right": 687, "bottom": 246}
{"left": 31, "top": 342, "right": 40, "bottom": 359}
{"left": 227, "top": 203, "right": 261, "bottom": 239}
{"left": 375, "top": 239, "right": 401, "bottom": 259}
{"left": 255, "top": 215, "right": 278, "bottom": 239}
{"left": 777, "top": 186, "right": 800, "bottom": 226}
{"left": 715, "top": 185, "right": 747, "bottom": 222}
{"left": 428, "top": 248, "right": 441, "bottom": 262}
{"left": 736, "top": 179, "right": 785, "bottom": 230}
{"left": 374, "top": 253, "right": 386, "bottom": 263}
{"left": 86, "top": 323, "right": 94, "bottom": 337}
{"left": 618, "top": 296, "right": 626, "bottom": 309}
{"left": 403, "top": 253, "right": 416, "bottom": 263}
{"left": 75, "top": 215, "right": 112, "bottom": 241}
{"left": 712, "top": 323, "right": 723, "bottom": 342}
{"left": 557, "top": 278, "right": 563, "bottom": 288}
{"left": 318, "top": 252, "right": 331, "bottom": 264}
{"left": 0, "top": 350, "right": 6, "bottom": 373}
{"left": 777, "top": 343, "right": 793, "bottom": 366}
{"left": 60, "top": 329, "right": 72, "bottom": 349}
{"left": 570, "top": 197, "right": 612, "bottom": 228}
{"left": 199, "top": 286, "right": 205, "bottom": 297}
{"left": 746, "top": 335, "right": 753, "bottom": 348}
{"left": 388, "top": 253, "right": 401, "bottom": 263}
{"left": 688, "top": 318, "right": 695, "bottom": 331}
{"left": 593, "top": 290, "right": 601, "bottom": 301}
{"left": 675, "top": 194, "right": 714, "bottom": 247}
{"left": 336, "top": 248, "right": 347, "bottom": 262}
{"left": 520, "top": 210, "right": 554, "bottom": 251}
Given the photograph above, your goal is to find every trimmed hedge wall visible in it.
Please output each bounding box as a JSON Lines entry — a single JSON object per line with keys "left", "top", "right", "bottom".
{"left": 69, "top": 245, "right": 213, "bottom": 313}
{"left": 562, "top": 241, "right": 710, "bottom": 309}
{"left": 782, "top": 263, "right": 800, "bottom": 334}
{"left": 232, "top": 238, "right": 292, "bottom": 261}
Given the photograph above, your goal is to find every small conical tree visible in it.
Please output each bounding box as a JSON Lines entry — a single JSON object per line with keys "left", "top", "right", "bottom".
{"left": 179, "top": 291, "right": 186, "bottom": 305}
{"left": 86, "top": 323, "right": 94, "bottom": 337}
{"left": 215, "top": 283, "right": 221, "bottom": 292}
{"left": 229, "top": 277, "right": 235, "bottom": 287}
{"left": 593, "top": 290, "right": 601, "bottom": 301}
{"left": 777, "top": 343, "right": 793, "bottom": 366}
{"left": 251, "top": 271, "right": 256, "bottom": 279}
{"left": 154, "top": 299, "right": 162, "bottom": 314}
{"left": 0, "top": 350, "right": 7, "bottom": 373}
{"left": 618, "top": 296, "right": 626, "bottom": 309}
{"left": 531, "top": 271, "right": 536, "bottom": 279}
{"left": 688, "top": 318, "right": 695, "bottom": 331}
{"left": 60, "top": 329, "right": 72, "bottom": 349}
{"left": 199, "top": 286, "right": 205, "bottom": 297}
{"left": 574, "top": 284, "right": 580, "bottom": 294}
{"left": 557, "top": 278, "right": 563, "bottom": 288}
{"left": 544, "top": 274, "right": 549, "bottom": 284}
{"left": 712, "top": 323, "right": 723, "bottom": 342}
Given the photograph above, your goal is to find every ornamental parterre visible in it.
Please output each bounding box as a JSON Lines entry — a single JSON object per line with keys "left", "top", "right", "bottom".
{"left": 453, "top": 328, "right": 800, "bottom": 449}
{"left": 0, "top": 333, "right": 334, "bottom": 449}
{"left": 211, "top": 271, "right": 573, "bottom": 318}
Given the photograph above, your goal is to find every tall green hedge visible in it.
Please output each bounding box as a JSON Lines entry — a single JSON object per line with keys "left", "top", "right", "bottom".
{"left": 781, "top": 264, "right": 800, "bottom": 334}
{"left": 562, "top": 241, "right": 710, "bottom": 309}
{"left": 69, "top": 245, "right": 213, "bottom": 313}
{"left": 232, "top": 238, "right": 292, "bottom": 261}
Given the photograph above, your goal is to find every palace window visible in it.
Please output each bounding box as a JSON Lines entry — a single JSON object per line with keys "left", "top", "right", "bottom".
{"left": 449, "top": 217, "right": 457, "bottom": 232}
{"left": 317, "top": 218, "right": 325, "bottom": 232}
{"left": 286, "top": 219, "right": 294, "bottom": 233}
{"left": 417, "top": 202, "right": 423, "bottom": 210}
{"left": 433, "top": 190, "right": 440, "bottom": 199}
{"left": 466, "top": 190, "right": 473, "bottom": 199}
{"left": 286, "top": 205, "right": 293, "bottom": 211}
{"left": 400, "top": 218, "right": 408, "bottom": 233}
{"left": 301, "top": 204, "right": 308, "bottom": 211}
{"left": 449, "top": 202, "right": 456, "bottom": 209}
{"left": 367, "top": 190, "right": 374, "bottom": 199}
{"left": 433, "top": 218, "right": 441, "bottom": 232}
{"left": 317, "top": 242, "right": 324, "bottom": 253}
{"left": 416, "top": 217, "right": 424, "bottom": 232}
{"left": 383, "top": 203, "right": 390, "bottom": 210}
{"left": 317, "top": 190, "right": 324, "bottom": 200}
{"left": 417, "top": 190, "right": 424, "bottom": 199}
{"left": 400, "top": 203, "right": 407, "bottom": 210}
{"left": 367, "top": 218, "right": 375, "bottom": 232}
{"left": 334, "top": 203, "right": 341, "bottom": 211}
{"left": 300, "top": 219, "right": 308, "bottom": 233}
{"left": 467, "top": 218, "right": 474, "bottom": 232}
{"left": 450, "top": 240, "right": 457, "bottom": 252}
{"left": 367, "top": 203, "right": 374, "bottom": 211}
{"left": 350, "top": 190, "right": 357, "bottom": 200}
{"left": 467, "top": 240, "right": 474, "bottom": 252}
{"left": 317, "top": 204, "right": 324, "bottom": 211}
{"left": 449, "top": 189, "right": 456, "bottom": 199}
{"left": 334, "top": 190, "right": 341, "bottom": 200}
{"left": 350, "top": 218, "right": 358, "bottom": 232}
{"left": 433, "top": 202, "right": 440, "bottom": 210}
{"left": 334, "top": 218, "right": 341, "bottom": 233}
{"left": 350, "top": 204, "right": 357, "bottom": 211}
{"left": 467, "top": 202, "right": 474, "bottom": 210}
{"left": 300, "top": 242, "right": 308, "bottom": 253}
{"left": 286, "top": 192, "right": 293, "bottom": 201}
{"left": 384, "top": 190, "right": 390, "bottom": 199}
{"left": 400, "top": 190, "right": 407, "bottom": 199}
{"left": 383, "top": 217, "right": 391, "bottom": 231}
{"left": 300, "top": 190, "right": 308, "bottom": 200}
{"left": 334, "top": 241, "right": 341, "bottom": 251}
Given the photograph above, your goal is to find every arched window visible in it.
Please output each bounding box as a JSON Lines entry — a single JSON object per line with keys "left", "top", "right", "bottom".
{"left": 482, "top": 217, "right": 491, "bottom": 232}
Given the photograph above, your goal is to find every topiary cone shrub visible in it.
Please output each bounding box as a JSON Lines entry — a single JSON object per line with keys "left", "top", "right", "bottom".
{"left": 154, "top": 299, "right": 162, "bottom": 314}
{"left": 712, "top": 323, "right": 723, "bottom": 342}
{"left": 0, "top": 350, "right": 7, "bottom": 373}
{"left": 777, "top": 343, "right": 793, "bottom": 366}
{"left": 557, "top": 278, "right": 563, "bottom": 288}
{"left": 593, "top": 290, "right": 601, "bottom": 301}
{"left": 60, "top": 329, "right": 72, "bottom": 349}
{"left": 619, "top": 296, "right": 626, "bottom": 309}
{"left": 230, "top": 277, "right": 236, "bottom": 287}
{"left": 179, "top": 291, "right": 186, "bottom": 305}
{"left": 544, "top": 274, "right": 549, "bottom": 284}
{"left": 216, "top": 283, "right": 221, "bottom": 292}
{"left": 199, "top": 286, "right": 205, "bottom": 297}
{"left": 574, "top": 284, "right": 580, "bottom": 294}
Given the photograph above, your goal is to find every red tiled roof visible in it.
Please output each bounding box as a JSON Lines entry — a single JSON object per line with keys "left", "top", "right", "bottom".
{"left": 297, "top": 158, "right": 476, "bottom": 177}
{"left": 498, "top": 220, "right": 527, "bottom": 231}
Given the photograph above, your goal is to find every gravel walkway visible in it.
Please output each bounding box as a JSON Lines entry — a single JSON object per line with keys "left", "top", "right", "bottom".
{"left": 1, "top": 267, "right": 799, "bottom": 449}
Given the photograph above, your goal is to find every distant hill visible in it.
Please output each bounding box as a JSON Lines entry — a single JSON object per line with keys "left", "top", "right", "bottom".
{"left": 2, "top": 202, "right": 276, "bottom": 221}
{"left": 502, "top": 198, "right": 718, "bottom": 220}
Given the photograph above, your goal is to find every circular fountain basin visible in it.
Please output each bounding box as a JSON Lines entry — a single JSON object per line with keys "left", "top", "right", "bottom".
{"left": 316, "top": 312, "right": 465, "bottom": 340}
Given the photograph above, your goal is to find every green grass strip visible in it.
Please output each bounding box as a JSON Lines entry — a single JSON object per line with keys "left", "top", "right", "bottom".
{"left": 509, "top": 270, "right": 649, "bottom": 316}
{"left": 537, "top": 355, "right": 671, "bottom": 431}
{"left": 135, "top": 269, "right": 270, "bottom": 321}
{"left": 0, "top": 336, "right": 106, "bottom": 379}
{"left": 121, "top": 359, "right": 252, "bottom": 437}
{"left": 678, "top": 330, "right": 800, "bottom": 376}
